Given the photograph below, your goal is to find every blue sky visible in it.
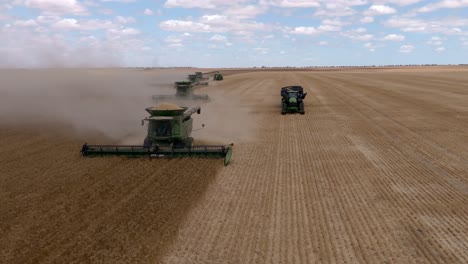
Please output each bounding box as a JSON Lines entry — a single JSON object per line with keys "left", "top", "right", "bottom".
{"left": 0, "top": 0, "right": 467, "bottom": 67}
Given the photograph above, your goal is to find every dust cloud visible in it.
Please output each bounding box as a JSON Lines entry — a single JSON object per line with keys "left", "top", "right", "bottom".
{"left": 0, "top": 69, "right": 189, "bottom": 144}
{"left": 0, "top": 69, "right": 257, "bottom": 146}
{"left": 194, "top": 89, "right": 257, "bottom": 145}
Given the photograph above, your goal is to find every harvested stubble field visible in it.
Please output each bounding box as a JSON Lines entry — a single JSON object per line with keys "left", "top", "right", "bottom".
{"left": 1, "top": 67, "right": 468, "bottom": 263}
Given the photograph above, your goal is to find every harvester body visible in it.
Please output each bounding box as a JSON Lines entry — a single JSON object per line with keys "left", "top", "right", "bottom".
{"left": 152, "top": 81, "right": 209, "bottom": 102}
{"left": 82, "top": 104, "right": 233, "bottom": 165}
{"left": 281, "top": 86, "right": 306, "bottom": 115}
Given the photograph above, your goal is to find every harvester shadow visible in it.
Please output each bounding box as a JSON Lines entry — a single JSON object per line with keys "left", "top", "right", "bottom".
{"left": 76, "top": 158, "right": 224, "bottom": 263}
{"left": 0, "top": 147, "right": 223, "bottom": 263}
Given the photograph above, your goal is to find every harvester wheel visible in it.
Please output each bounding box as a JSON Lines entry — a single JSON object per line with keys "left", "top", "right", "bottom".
{"left": 299, "top": 102, "right": 305, "bottom": 115}
{"left": 281, "top": 102, "right": 287, "bottom": 115}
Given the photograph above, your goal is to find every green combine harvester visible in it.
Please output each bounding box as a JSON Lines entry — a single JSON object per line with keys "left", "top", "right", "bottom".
{"left": 188, "top": 72, "right": 209, "bottom": 86}
{"left": 81, "top": 103, "right": 233, "bottom": 166}
{"left": 152, "top": 81, "right": 209, "bottom": 102}
{"left": 281, "top": 86, "right": 307, "bottom": 115}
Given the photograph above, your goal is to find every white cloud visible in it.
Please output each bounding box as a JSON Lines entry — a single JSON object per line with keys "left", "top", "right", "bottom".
{"left": 101, "top": 0, "right": 137, "bottom": 2}
{"left": 160, "top": 20, "right": 213, "bottom": 32}
{"left": 160, "top": 16, "right": 269, "bottom": 35}
{"left": 143, "top": 8, "right": 153, "bottom": 15}
{"left": 291, "top": 26, "right": 320, "bottom": 35}
{"left": 355, "top": 27, "right": 367, "bottom": 33}
{"left": 210, "top": 34, "right": 227, "bottom": 42}
{"left": 13, "top": 19, "right": 38, "bottom": 27}
{"left": 399, "top": 44, "right": 414, "bottom": 53}
{"left": 253, "top": 47, "right": 269, "bottom": 54}
{"left": 435, "top": 46, "right": 445, "bottom": 52}
{"left": 366, "top": 4, "right": 397, "bottom": 15}
{"left": 261, "top": 0, "right": 320, "bottom": 8}
{"left": 341, "top": 28, "right": 374, "bottom": 41}
{"left": 361, "top": 16, "right": 374, "bottom": 23}
{"left": 372, "top": 0, "right": 422, "bottom": 6}
{"left": 22, "top": 0, "right": 88, "bottom": 15}
{"left": 418, "top": 0, "right": 468, "bottom": 13}
{"left": 385, "top": 17, "right": 468, "bottom": 35}
{"left": 0, "top": 24, "right": 149, "bottom": 67}
{"left": 115, "top": 16, "right": 135, "bottom": 24}
{"left": 164, "top": 0, "right": 250, "bottom": 9}
{"left": 427, "top": 36, "right": 443, "bottom": 46}
{"left": 108, "top": 27, "right": 140, "bottom": 35}
{"left": 382, "top": 33, "right": 405, "bottom": 41}
{"left": 318, "top": 40, "right": 328, "bottom": 45}
{"left": 364, "top": 42, "right": 377, "bottom": 52}
{"left": 223, "top": 5, "right": 266, "bottom": 19}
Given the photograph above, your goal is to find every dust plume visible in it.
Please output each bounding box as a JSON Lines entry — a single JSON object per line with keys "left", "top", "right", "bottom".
{"left": 194, "top": 88, "right": 257, "bottom": 145}
{"left": 0, "top": 68, "right": 191, "bottom": 144}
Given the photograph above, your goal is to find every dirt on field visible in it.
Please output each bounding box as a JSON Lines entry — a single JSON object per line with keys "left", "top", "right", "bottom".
{"left": 1, "top": 67, "right": 468, "bottom": 263}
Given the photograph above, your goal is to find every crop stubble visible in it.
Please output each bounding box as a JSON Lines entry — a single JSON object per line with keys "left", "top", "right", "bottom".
{"left": 1, "top": 68, "right": 467, "bottom": 263}
{"left": 162, "top": 69, "right": 468, "bottom": 264}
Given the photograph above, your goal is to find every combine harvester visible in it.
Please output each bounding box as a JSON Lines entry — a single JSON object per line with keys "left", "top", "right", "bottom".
{"left": 152, "top": 81, "right": 209, "bottom": 102}
{"left": 81, "top": 103, "right": 233, "bottom": 166}
{"left": 281, "top": 86, "right": 307, "bottom": 115}
{"left": 188, "top": 72, "right": 209, "bottom": 86}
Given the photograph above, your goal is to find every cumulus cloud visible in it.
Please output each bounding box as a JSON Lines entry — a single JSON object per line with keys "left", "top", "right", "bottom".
{"left": 291, "top": 26, "right": 320, "bottom": 35}
{"left": 399, "top": 44, "right": 414, "bottom": 53}
{"left": 0, "top": 14, "right": 150, "bottom": 68}
{"left": 223, "top": 5, "right": 267, "bottom": 19}
{"left": 361, "top": 16, "right": 374, "bottom": 23}
{"left": 22, "top": 0, "right": 88, "bottom": 15}
{"left": 210, "top": 34, "right": 227, "bottom": 42}
{"left": 382, "top": 33, "right": 405, "bottom": 41}
{"left": 365, "top": 4, "right": 397, "bottom": 15}
{"left": 143, "top": 8, "right": 153, "bottom": 15}
{"left": 318, "top": 40, "right": 328, "bottom": 45}
{"left": 164, "top": 0, "right": 250, "bottom": 9}
{"left": 364, "top": 42, "right": 378, "bottom": 52}
{"left": 418, "top": 0, "right": 468, "bottom": 13}
{"left": 384, "top": 17, "right": 468, "bottom": 35}
{"left": 341, "top": 28, "right": 374, "bottom": 41}
{"left": 262, "top": 0, "right": 320, "bottom": 8}
{"left": 160, "top": 15, "right": 269, "bottom": 35}
{"left": 160, "top": 20, "right": 213, "bottom": 32}
{"left": 427, "top": 36, "right": 443, "bottom": 46}
{"left": 372, "top": 0, "right": 422, "bottom": 6}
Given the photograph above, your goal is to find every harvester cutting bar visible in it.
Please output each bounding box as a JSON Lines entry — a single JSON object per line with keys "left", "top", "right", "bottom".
{"left": 84, "top": 144, "right": 233, "bottom": 165}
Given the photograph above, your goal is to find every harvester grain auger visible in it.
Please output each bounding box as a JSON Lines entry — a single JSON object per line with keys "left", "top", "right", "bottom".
{"left": 81, "top": 103, "right": 233, "bottom": 166}
{"left": 152, "top": 81, "right": 209, "bottom": 102}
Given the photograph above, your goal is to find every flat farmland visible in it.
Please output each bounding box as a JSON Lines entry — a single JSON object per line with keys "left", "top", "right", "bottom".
{"left": 1, "top": 68, "right": 468, "bottom": 263}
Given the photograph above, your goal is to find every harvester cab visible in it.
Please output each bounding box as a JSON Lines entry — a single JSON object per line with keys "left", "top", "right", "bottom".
{"left": 281, "top": 86, "right": 307, "bottom": 115}
{"left": 81, "top": 103, "right": 233, "bottom": 165}
{"left": 142, "top": 104, "right": 200, "bottom": 149}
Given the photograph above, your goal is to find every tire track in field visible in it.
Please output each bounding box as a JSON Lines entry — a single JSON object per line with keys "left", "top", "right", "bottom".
{"left": 161, "top": 73, "right": 280, "bottom": 263}
{"left": 308, "top": 72, "right": 463, "bottom": 262}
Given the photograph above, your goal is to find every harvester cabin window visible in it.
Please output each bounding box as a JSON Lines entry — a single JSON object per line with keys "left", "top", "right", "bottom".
{"left": 154, "top": 121, "right": 171, "bottom": 137}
